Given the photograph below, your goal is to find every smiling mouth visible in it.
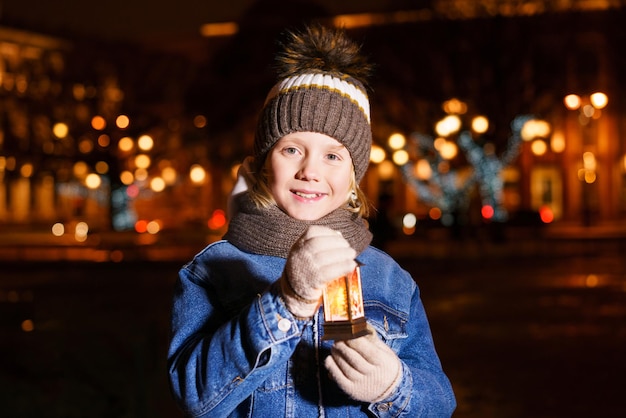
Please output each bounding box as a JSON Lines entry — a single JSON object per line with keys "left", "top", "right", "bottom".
{"left": 293, "top": 191, "right": 323, "bottom": 199}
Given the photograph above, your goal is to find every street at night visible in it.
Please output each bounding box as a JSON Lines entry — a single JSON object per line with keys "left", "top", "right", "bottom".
{"left": 2, "top": 1, "right": 626, "bottom": 417}
{"left": 1, "top": 234, "right": 624, "bottom": 417}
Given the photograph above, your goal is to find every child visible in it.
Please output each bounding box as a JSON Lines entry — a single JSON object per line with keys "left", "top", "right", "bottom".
{"left": 168, "top": 24, "right": 456, "bottom": 417}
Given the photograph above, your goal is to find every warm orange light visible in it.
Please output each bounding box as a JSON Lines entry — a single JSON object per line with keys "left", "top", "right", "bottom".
{"left": 551, "top": 131, "right": 566, "bottom": 153}
{"left": 51, "top": 223, "right": 65, "bottom": 236}
{"left": 97, "top": 134, "right": 110, "bottom": 147}
{"left": 332, "top": 13, "right": 382, "bottom": 29}
{"left": 370, "top": 145, "right": 386, "bottom": 163}
{"left": 392, "top": 150, "right": 409, "bottom": 165}
{"left": 193, "top": 115, "right": 207, "bottom": 128}
{"left": 20, "top": 163, "right": 34, "bottom": 178}
{"left": 53, "top": 122, "right": 69, "bottom": 138}
{"left": 120, "top": 170, "right": 134, "bottom": 185}
{"left": 388, "top": 133, "right": 406, "bottom": 150}
{"left": 429, "top": 207, "right": 442, "bottom": 220}
{"left": 583, "top": 152, "right": 597, "bottom": 170}
{"left": 377, "top": 160, "right": 395, "bottom": 180}
{"left": 521, "top": 119, "right": 551, "bottom": 141}
{"left": 150, "top": 177, "right": 166, "bottom": 192}
{"left": 322, "top": 267, "right": 368, "bottom": 340}
{"left": 137, "top": 135, "right": 154, "bottom": 151}
{"left": 531, "top": 140, "right": 547, "bottom": 156}
{"left": 73, "top": 161, "right": 88, "bottom": 178}
{"left": 74, "top": 222, "right": 89, "bottom": 242}
{"left": 471, "top": 115, "right": 489, "bottom": 134}
{"left": 91, "top": 115, "right": 107, "bottom": 130}
{"left": 589, "top": 92, "right": 608, "bottom": 109}
{"left": 415, "top": 159, "right": 432, "bottom": 180}
{"left": 147, "top": 220, "right": 161, "bottom": 234}
{"left": 118, "top": 136, "right": 134, "bottom": 152}
{"left": 78, "top": 138, "right": 94, "bottom": 153}
{"left": 116, "top": 114, "right": 130, "bottom": 129}
{"left": 439, "top": 141, "right": 458, "bottom": 160}
{"left": 200, "top": 22, "right": 239, "bottom": 37}
{"left": 564, "top": 94, "right": 581, "bottom": 110}
{"left": 162, "top": 167, "right": 177, "bottom": 185}
{"left": 442, "top": 98, "right": 467, "bottom": 114}
{"left": 435, "top": 115, "right": 461, "bottom": 137}
{"left": 95, "top": 161, "right": 109, "bottom": 174}
{"left": 21, "top": 319, "right": 35, "bottom": 332}
{"left": 73, "top": 84, "right": 86, "bottom": 100}
{"left": 85, "top": 173, "right": 101, "bottom": 189}
{"left": 189, "top": 164, "right": 207, "bottom": 184}
{"left": 134, "top": 154, "right": 151, "bottom": 169}
{"left": 585, "top": 274, "right": 599, "bottom": 288}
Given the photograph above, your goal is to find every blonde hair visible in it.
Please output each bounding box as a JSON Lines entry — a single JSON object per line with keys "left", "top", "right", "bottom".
{"left": 248, "top": 159, "right": 370, "bottom": 218}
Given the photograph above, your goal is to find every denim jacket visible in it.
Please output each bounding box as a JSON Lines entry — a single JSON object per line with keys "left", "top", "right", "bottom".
{"left": 168, "top": 240, "right": 456, "bottom": 417}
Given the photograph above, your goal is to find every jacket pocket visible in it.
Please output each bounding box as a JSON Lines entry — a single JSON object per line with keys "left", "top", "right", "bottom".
{"left": 364, "top": 301, "right": 409, "bottom": 341}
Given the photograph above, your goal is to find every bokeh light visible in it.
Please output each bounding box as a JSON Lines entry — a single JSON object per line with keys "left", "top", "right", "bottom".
{"left": 189, "top": 164, "right": 207, "bottom": 184}
{"left": 91, "top": 115, "right": 107, "bottom": 130}
{"left": 208, "top": 209, "right": 227, "bottom": 230}
{"left": 51, "top": 222, "right": 65, "bottom": 236}
{"left": 116, "top": 114, "right": 130, "bottom": 129}
{"left": 118, "top": 136, "right": 134, "bottom": 152}
{"left": 392, "top": 150, "right": 409, "bottom": 165}
{"left": 370, "top": 145, "right": 386, "bottom": 163}
{"left": 137, "top": 135, "right": 154, "bottom": 151}
{"left": 85, "top": 173, "right": 102, "bottom": 189}
{"left": 53, "top": 122, "right": 69, "bottom": 138}
{"left": 388, "top": 133, "right": 406, "bottom": 150}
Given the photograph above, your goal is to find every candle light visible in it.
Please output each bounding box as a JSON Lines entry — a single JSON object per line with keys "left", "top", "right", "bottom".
{"left": 322, "top": 266, "right": 368, "bottom": 340}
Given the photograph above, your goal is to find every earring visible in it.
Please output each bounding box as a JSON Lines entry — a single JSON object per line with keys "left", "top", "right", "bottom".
{"left": 349, "top": 190, "right": 360, "bottom": 208}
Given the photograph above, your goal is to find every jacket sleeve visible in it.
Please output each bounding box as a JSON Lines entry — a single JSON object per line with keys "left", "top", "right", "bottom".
{"left": 167, "top": 261, "right": 302, "bottom": 417}
{"left": 366, "top": 265, "right": 456, "bottom": 417}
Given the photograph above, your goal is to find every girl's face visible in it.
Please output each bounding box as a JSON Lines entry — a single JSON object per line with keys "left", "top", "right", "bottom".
{"left": 267, "top": 132, "right": 353, "bottom": 221}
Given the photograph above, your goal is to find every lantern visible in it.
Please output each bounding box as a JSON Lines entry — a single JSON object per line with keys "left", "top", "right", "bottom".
{"left": 322, "top": 266, "right": 368, "bottom": 340}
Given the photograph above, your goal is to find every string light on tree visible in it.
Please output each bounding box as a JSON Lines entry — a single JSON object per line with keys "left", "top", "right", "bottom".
{"left": 390, "top": 100, "right": 533, "bottom": 225}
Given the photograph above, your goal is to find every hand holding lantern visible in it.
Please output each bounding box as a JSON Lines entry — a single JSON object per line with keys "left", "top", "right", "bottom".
{"left": 325, "top": 324, "right": 402, "bottom": 402}
{"left": 281, "top": 226, "right": 357, "bottom": 319}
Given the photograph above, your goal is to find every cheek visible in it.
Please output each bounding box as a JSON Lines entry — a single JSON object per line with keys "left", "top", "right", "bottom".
{"left": 266, "top": 164, "right": 288, "bottom": 195}
{"left": 333, "top": 171, "right": 353, "bottom": 196}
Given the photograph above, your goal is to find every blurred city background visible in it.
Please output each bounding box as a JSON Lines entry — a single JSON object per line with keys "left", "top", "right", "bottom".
{"left": 1, "top": 0, "right": 625, "bottom": 417}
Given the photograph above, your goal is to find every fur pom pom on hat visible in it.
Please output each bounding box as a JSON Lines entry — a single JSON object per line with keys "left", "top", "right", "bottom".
{"left": 254, "top": 24, "right": 373, "bottom": 182}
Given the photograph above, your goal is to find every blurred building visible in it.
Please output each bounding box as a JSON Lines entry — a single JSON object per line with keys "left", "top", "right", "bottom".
{"left": 0, "top": 0, "right": 625, "bottom": 243}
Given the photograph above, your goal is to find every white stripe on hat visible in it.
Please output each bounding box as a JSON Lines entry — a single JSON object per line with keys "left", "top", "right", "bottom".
{"left": 265, "top": 73, "right": 371, "bottom": 123}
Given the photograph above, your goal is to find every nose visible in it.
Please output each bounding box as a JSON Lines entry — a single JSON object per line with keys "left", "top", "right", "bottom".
{"left": 296, "top": 157, "right": 320, "bottom": 181}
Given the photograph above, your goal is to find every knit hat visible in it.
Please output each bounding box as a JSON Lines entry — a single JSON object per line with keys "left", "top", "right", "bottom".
{"left": 254, "top": 25, "right": 373, "bottom": 182}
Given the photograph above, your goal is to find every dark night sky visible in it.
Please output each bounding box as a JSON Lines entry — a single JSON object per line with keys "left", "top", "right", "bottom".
{"left": 1, "top": 0, "right": 396, "bottom": 42}
{"left": 1, "top": 0, "right": 246, "bottom": 40}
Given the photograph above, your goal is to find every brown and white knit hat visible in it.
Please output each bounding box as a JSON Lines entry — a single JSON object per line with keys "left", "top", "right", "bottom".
{"left": 253, "top": 25, "right": 373, "bottom": 183}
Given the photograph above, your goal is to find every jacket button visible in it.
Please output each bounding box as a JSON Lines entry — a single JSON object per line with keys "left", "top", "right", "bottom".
{"left": 376, "top": 403, "right": 390, "bottom": 412}
{"left": 278, "top": 318, "right": 292, "bottom": 332}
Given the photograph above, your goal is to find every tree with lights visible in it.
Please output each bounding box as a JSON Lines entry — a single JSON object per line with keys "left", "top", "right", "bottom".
{"left": 395, "top": 111, "right": 532, "bottom": 229}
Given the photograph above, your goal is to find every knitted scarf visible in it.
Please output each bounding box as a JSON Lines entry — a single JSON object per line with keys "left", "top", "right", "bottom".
{"left": 223, "top": 193, "right": 372, "bottom": 258}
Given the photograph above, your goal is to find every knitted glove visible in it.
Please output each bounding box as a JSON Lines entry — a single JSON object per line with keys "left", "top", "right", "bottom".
{"left": 325, "top": 325, "right": 402, "bottom": 403}
{"left": 281, "top": 226, "right": 357, "bottom": 318}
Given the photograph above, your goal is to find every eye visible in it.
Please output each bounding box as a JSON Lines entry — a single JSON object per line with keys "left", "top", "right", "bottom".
{"left": 282, "top": 146, "right": 299, "bottom": 156}
{"left": 326, "top": 153, "right": 341, "bottom": 161}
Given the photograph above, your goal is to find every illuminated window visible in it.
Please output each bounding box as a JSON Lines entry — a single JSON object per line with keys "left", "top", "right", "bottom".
{"left": 530, "top": 166, "right": 563, "bottom": 220}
